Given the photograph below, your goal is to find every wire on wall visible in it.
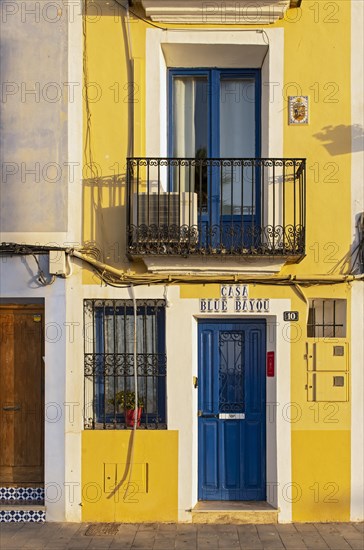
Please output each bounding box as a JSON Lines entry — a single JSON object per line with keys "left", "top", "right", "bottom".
{"left": 70, "top": 248, "right": 364, "bottom": 287}
{"left": 1, "top": 243, "right": 364, "bottom": 286}
{"left": 122, "top": 284, "right": 139, "bottom": 501}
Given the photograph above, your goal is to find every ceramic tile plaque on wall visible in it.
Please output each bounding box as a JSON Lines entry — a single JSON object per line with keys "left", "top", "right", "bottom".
{"left": 288, "top": 95, "right": 309, "bottom": 125}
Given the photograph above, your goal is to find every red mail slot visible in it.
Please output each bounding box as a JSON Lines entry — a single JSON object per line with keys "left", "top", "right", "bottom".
{"left": 267, "top": 351, "right": 275, "bottom": 377}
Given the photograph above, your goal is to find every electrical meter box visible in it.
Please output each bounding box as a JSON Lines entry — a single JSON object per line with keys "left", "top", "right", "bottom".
{"left": 306, "top": 341, "right": 348, "bottom": 372}
{"left": 306, "top": 341, "right": 349, "bottom": 401}
{"left": 307, "top": 371, "right": 349, "bottom": 402}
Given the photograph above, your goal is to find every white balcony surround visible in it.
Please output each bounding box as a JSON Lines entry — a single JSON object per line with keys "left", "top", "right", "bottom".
{"left": 145, "top": 27, "right": 284, "bottom": 175}
{"left": 143, "top": 27, "right": 286, "bottom": 273}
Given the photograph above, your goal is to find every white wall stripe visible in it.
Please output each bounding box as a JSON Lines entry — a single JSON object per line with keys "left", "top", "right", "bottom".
{"left": 350, "top": 0, "right": 364, "bottom": 523}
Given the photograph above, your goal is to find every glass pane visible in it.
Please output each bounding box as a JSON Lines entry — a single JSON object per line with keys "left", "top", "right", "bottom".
{"left": 220, "top": 79, "right": 256, "bottom": 215}
{"left": 219, "top": 331, "right": 244, "bottom": 413}
{"left": 172, "top": 76, "right": 208, "bottom": 158}
{"left": 172, "top": 76, "right": 208, "bottom": 206}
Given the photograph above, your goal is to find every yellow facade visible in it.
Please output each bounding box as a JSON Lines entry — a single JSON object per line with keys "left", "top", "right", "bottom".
{"left": 282, "top": 2, "right": 352, "bottom": 278}
{"left": 292, "top": 431, "right": 351, "bottom": 522}
{"left": 82, "top": 1, "right": 352, "bottom": 276}
{"left": 179, "top": 282, "right": 352, "bottom": 520}
{"left": 81, "top": 0, "right": 357, "bottom": 523}
{"left": 82, "top": 431, "right": 178, "bottom": 522}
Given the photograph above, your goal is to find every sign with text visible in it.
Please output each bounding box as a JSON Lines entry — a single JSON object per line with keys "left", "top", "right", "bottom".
{"left": 220, "top": 285, "right": 249, "bottom": 299}
{"left": 283, "top": 311, "right": 299, "bottom": 321}
{"left": 199, "top": 285, "right": 270, "bottom": 314}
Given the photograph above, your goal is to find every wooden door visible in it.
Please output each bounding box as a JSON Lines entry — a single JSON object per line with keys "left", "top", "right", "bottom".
{"left": 0, "top": 305, "right": 44, "bottom": 484}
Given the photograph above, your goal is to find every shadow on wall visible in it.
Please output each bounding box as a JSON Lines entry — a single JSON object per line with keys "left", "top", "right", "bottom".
{"left": 313, "top": 124, "right": 364, "bottom": 155}
{"left": 326, "top": 213, "right": 364, "bottom": 275}
{"left": 82, "top": 172, "right": 129, "bottom": 268}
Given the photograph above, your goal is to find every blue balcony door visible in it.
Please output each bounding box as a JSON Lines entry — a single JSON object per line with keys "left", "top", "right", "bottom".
{"left": 198, "top": 320, "right": 266, "bottom": 501}
{"left": 169, "top": 69, "right": 261, "bottom": 249}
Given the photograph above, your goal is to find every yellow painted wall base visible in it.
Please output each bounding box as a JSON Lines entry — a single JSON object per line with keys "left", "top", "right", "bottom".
{"left": 82, "top": 431, "right": 178, "bottom": 523}
{"left": 292, "top": 431, "right": 351, "bottom": 522}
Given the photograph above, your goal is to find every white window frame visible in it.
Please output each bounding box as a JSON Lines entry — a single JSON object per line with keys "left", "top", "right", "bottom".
{"left": 145, "top": 28, "right": 284, "bottom": 161}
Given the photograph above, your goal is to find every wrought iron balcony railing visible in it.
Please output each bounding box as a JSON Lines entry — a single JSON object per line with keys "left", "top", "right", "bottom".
{"left": 126, "top": 158, "right": 306, "bottom": 258}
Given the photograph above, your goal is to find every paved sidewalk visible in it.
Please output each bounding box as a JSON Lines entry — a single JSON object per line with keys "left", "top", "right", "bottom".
{"left": 0, "top": 522, "right": 363, "bottom": 550}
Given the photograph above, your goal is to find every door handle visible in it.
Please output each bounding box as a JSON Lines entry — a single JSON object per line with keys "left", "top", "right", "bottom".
{"left": 2, "top": 405, "right": 21, "bottom": 411}
{"left": 198, "top": 411, "right": 218, "bottom": 418}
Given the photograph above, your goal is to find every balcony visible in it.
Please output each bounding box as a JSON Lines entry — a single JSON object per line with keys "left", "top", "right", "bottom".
{"left": 126, "top": 158, "right": 306, "bottom": 269}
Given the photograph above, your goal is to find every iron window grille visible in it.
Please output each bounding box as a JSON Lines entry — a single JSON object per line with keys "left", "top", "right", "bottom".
{"left": 84, "top": 299, "right": 166, "bottom": 429}
{"left": 307, "top": 299, "right": 346, "bottom": 338}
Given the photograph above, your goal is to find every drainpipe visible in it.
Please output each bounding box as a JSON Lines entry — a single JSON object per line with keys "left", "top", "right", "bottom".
{"left": 122, "top": 2, "right": 134, "bottom": 159}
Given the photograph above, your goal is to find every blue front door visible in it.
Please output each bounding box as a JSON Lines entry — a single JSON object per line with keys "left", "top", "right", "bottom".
{"left": 198, "top": 320, "right": 266, "bottom": 501}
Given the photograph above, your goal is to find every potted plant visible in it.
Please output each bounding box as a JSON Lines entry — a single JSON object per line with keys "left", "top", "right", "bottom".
{"left": 109, "top": 391, "right": 144, "bottom": 428}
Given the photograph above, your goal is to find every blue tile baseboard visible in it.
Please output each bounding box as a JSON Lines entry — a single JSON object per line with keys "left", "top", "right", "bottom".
{"left": 0, "top": 487, "right": 44, "bottom": 501}
{"left": 0, "top": 508, "right": 45, "bottom": 522}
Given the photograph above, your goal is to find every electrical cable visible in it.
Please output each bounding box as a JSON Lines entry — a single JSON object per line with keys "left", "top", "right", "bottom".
{"left": 2, "top": 243, "right": 363, "bottom": 286}
{"left": 113, "top": 0, "right": 168, "bottom": 31}
{"left": 122, "top": 283, "right": 139, "bottom": 502}
{"left": 163, "top": 285, "right": 170, "bottom": 307}
{"left": 326, "top": 240, "right": 362, "bottom": 276}
{"left": 350, "top": 219, "right": 364, "bottom": 274}
{"left": 113, "top": 0, "right": 277, "bottom": 35}
{"left": 258, "top": 30, "right": 270, "bottom": 67}
{"left": 64, "top": 252, "right": 73, "bottom": 278}
{"left": 31, "top": 254, "right": 56, "bottom": 286}
{"left": 4, "top": 242, "right": 363, "bottom": 287}
{"left": 123, "top": 1, "right": 134, "bottom": 160}
{"left": 0, "top": 243, "right": 69, "bottom": 255}
{"left": 293, "top": 283, "right": 310, "bottom": 326}
{"left": 0, "top": 243, "right": 57, "bottom": 286}
{"left": 70, "top": 249, "right": 364, "bottom": 287}
{"left": 83, "top": 1, "right": 108, "bottom": 259}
